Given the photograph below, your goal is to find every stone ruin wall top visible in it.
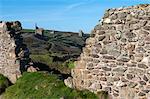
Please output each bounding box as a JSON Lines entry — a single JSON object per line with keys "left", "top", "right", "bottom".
{"left": 71, "top": 4, "right": 150, "bottom": 99}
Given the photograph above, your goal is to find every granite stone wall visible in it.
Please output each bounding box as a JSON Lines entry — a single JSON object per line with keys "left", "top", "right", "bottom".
{"left": 72, "top": 4, "right": 150, "bottom": 99}
{"left": 0, "top": 21, "right": 21, "bottom": 83}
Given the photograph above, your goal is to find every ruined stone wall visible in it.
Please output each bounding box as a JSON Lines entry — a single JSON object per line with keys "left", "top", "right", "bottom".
{"left": 0, "top": 21, "right": 21, "bottom": 83}
{"left": 72, "top": 4, "right": 150, "bottom": 99}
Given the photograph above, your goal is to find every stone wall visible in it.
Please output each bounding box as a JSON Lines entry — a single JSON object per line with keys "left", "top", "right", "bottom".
{"left": 0, "top": 21, "right": 21, "bottom": 83}
{"left": 72, "top": 4, "right": 150, "bottom": 99}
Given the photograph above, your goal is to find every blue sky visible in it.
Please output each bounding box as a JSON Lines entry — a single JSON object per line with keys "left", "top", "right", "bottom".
{"left": 1, "top": 0, "right": 150, "bottom": 33}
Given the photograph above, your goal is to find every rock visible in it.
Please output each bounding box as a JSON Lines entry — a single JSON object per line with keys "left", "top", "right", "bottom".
{"left": 113, "top": 67, "right": 127, "bottom": 73}
{"left": 102, "top": 67, "right": 111, "bottom": 71}
{"left": 128, "top": 82, "right": 137, "bottom": 88}
{"left": 90, "top": 54, "right": 99, "bottom": 58}
{"left": 143, "top": 75, "right": 149, "bottom": 82}
{"left": 139, "top": 81, "right": 146, "bottom": 85}
{"left": 143, "top": 26, "right": 150, "bottom": 31}
{"left": 114, "top": 81, "right": 126, "bottom": 87}
{"left": 117, "top": 57, "right": 130, "bottom": 62}
{"left": 136, "top": 47, "right": 146, "bottom": 53}
{"left": 64, "top": 77, "right": 74, "bottom": 88}
{"left": 103, "top": 18, "right": 111, "bottom": 24}
{"left": 100, "top": 77, "right": 107, "bottom": 81}
{"left": 138, "top": 64, "right": 148, "bottom": 69}
{"left": 98, "top": 36, "right": 106, "bottom": 41}
{"left": 97, "top": 30, "right": 105, "bottom": 35}
{"left": 27, "top": 66, "right": 39, "bottom": 72}
{"left": 127, "top": 74, "right": 135, "bottom": 80}
{"left": 138, "top": 92, "right": 146, "bottom": 96}
{"left": 103, "top": 55, "right": 116, "bottom": 60}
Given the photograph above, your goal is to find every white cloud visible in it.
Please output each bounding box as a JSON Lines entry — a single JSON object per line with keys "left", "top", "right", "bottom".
{"left": 66, "top": 2, "right": 85, "bottom": 10}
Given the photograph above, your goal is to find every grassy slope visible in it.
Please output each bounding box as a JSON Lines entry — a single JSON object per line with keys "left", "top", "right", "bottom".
{"left": 4, "top": 72, "right": 98, "bottom": 99}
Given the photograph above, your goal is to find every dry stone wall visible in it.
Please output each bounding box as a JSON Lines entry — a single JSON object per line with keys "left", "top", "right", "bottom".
{"left": 0, "top": 21, "right": 21, "bottom": 83}
{"left": 72, "top": 4, "right": 150, "bottom": 99}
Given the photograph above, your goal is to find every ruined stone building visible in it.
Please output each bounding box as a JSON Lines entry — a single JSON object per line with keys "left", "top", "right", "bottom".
{"left": 0, "top": 21, "right": 21, "bottom": 83}
{"left": 35, "top": 24, "right": 44, "bottom": 36}
{"left": 79, "top": 30, "right": 84, "bottom": 37}
{"left": 71, "top": 4, "right": 150, "bottom": 99}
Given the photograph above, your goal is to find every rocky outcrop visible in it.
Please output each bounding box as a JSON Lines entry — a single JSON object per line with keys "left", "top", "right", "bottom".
{"left": 71, "top": 4, "right": 150, "bottom": 99}
{"left": 0, "top": 21, "right": 22, "bottom": 83}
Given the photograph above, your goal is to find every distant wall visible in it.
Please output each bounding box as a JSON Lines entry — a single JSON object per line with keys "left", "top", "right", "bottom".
{"left": 72, "top": 4, "right": 150, "bottom": 99}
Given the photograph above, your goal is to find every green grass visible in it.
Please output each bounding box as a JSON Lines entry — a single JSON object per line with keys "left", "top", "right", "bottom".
{"left": 30, "top": 54, "right": 53, "bottom": 65}
{"left": 4, "top": 72, "right": 98, "bottom": 99}
{"left": 21, "top": 29, "right": 35, "bottom": 33}
{"left": 63, "top": 60, "right": 75, "bottom": 69}
{"left": 30, "top": 54, "right": 71, "bottom": 74}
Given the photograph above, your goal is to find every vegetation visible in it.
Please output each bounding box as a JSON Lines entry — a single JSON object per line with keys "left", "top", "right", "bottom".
{"left": 30, "top": 54, "right": 70, "bottom": 74}
{"left": 63, "top": 60, "right": 75, "bottom": 69}
{"left": 21, "top": 29, "right": 35, "bottom": 33}
{"left": 4, "top": 72, "right": 98, "bottom": 99}
{"left": 22, "top": 30, "right": 89, "bottom": 74}
{"left": 0, "top": 74, "right": 11, "bottom": 94}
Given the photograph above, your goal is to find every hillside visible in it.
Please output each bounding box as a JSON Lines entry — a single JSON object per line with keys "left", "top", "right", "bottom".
{"left": 20, "top": 29, "right": 90, "bottom": 74}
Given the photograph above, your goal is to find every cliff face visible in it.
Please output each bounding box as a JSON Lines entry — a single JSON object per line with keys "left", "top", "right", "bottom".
{"left": 72, "top": 4, "right": 150, "bottom": 98}
{"left": 0, "top": 21, "right": 21, "bottom": 83}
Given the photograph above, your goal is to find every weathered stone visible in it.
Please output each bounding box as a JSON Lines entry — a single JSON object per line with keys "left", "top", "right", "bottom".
{"left": 102, "top": 67, "right": 111, "bottom": 71}
{"left": 90, "top": 54, "right": 99, "bottom": 58}
{"left": 97, "top": 30, "right": 105, "bottom": 35}
{"left": 128, "top": 68, "right": 145, "bottom": 76}
{"left": 139, "top": 81, "right": 146, "bottom": 85}
{"left": 100, "top": 77, "right": 107, "bottom": 81}
{"left": 118, "top": 12, "right": 127, "bottom": 19}
{"left": 98, "top": 36, "right": 106, "bottom": 41}
{"left": 117, "top": 57, "right": 130, "bottom": 62}
{"left": 113, "top": 76, "right": 120, "bottom": 81}
{"left": 127, "top": 63, "right": 136, "bottom": 67}
{"left": 125, "top": 32, "right": 136, "bottom": 39}
{"left": 145, "top": 36, "right": 150, "bottom": 41}
{"left": 100, "top": 49, "right": 107, "bottom": 54}
{"left": 64, "top": 77, "right": 74, "bottom": 88}
{"left": 113, "top": 67, "right": 127, "bottom": 73}
{"left": 103, "top": 55, "right": 116, "bottom": 60}
{"left": 138, "top": 92, "right": 146, "bottom": 96}
{"left": 142, "top": 90, "right": 150, "bottom": 93}
{"left": 103, "top": 18, "right": 111, "bottom": 24}
{"left": 143, "top": 26, "right": 150, "bottom": 31}
{"left": 136, "top": 47, "right": 146, "bottom": 53}
{"left": 127, "top": 74, "right": 135, "bottom": 80}
{"left": 72, "top": 4, "right": 150, "bottom": 99}
{"left": 121, "top": 77, "right": 128, "bottom": 82}
{"left": 107, "top": 50, "right": 121, "bottom": 58}
{"left": 143, "top": 75, "right": 149, "bottom": 82}
{"left": 128, "top": 82, "right": 137, "bottom": 88}
{"left": 138, "top": 64, "right": 148, "bottom": 69}
{"left": 135, "top": 54, "right": 143, "bottom": 62}
{"left": 104, "top": 87, "right": 111, "bottom": 93}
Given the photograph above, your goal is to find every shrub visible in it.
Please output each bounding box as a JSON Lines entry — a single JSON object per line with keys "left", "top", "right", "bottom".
{"left": 63, "top": 60, "right": 75, "bottom": 69}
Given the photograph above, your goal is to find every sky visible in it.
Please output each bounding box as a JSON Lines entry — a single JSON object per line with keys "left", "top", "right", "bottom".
{"left": 1, "top": 0, "right": 150, "bottom": 33}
